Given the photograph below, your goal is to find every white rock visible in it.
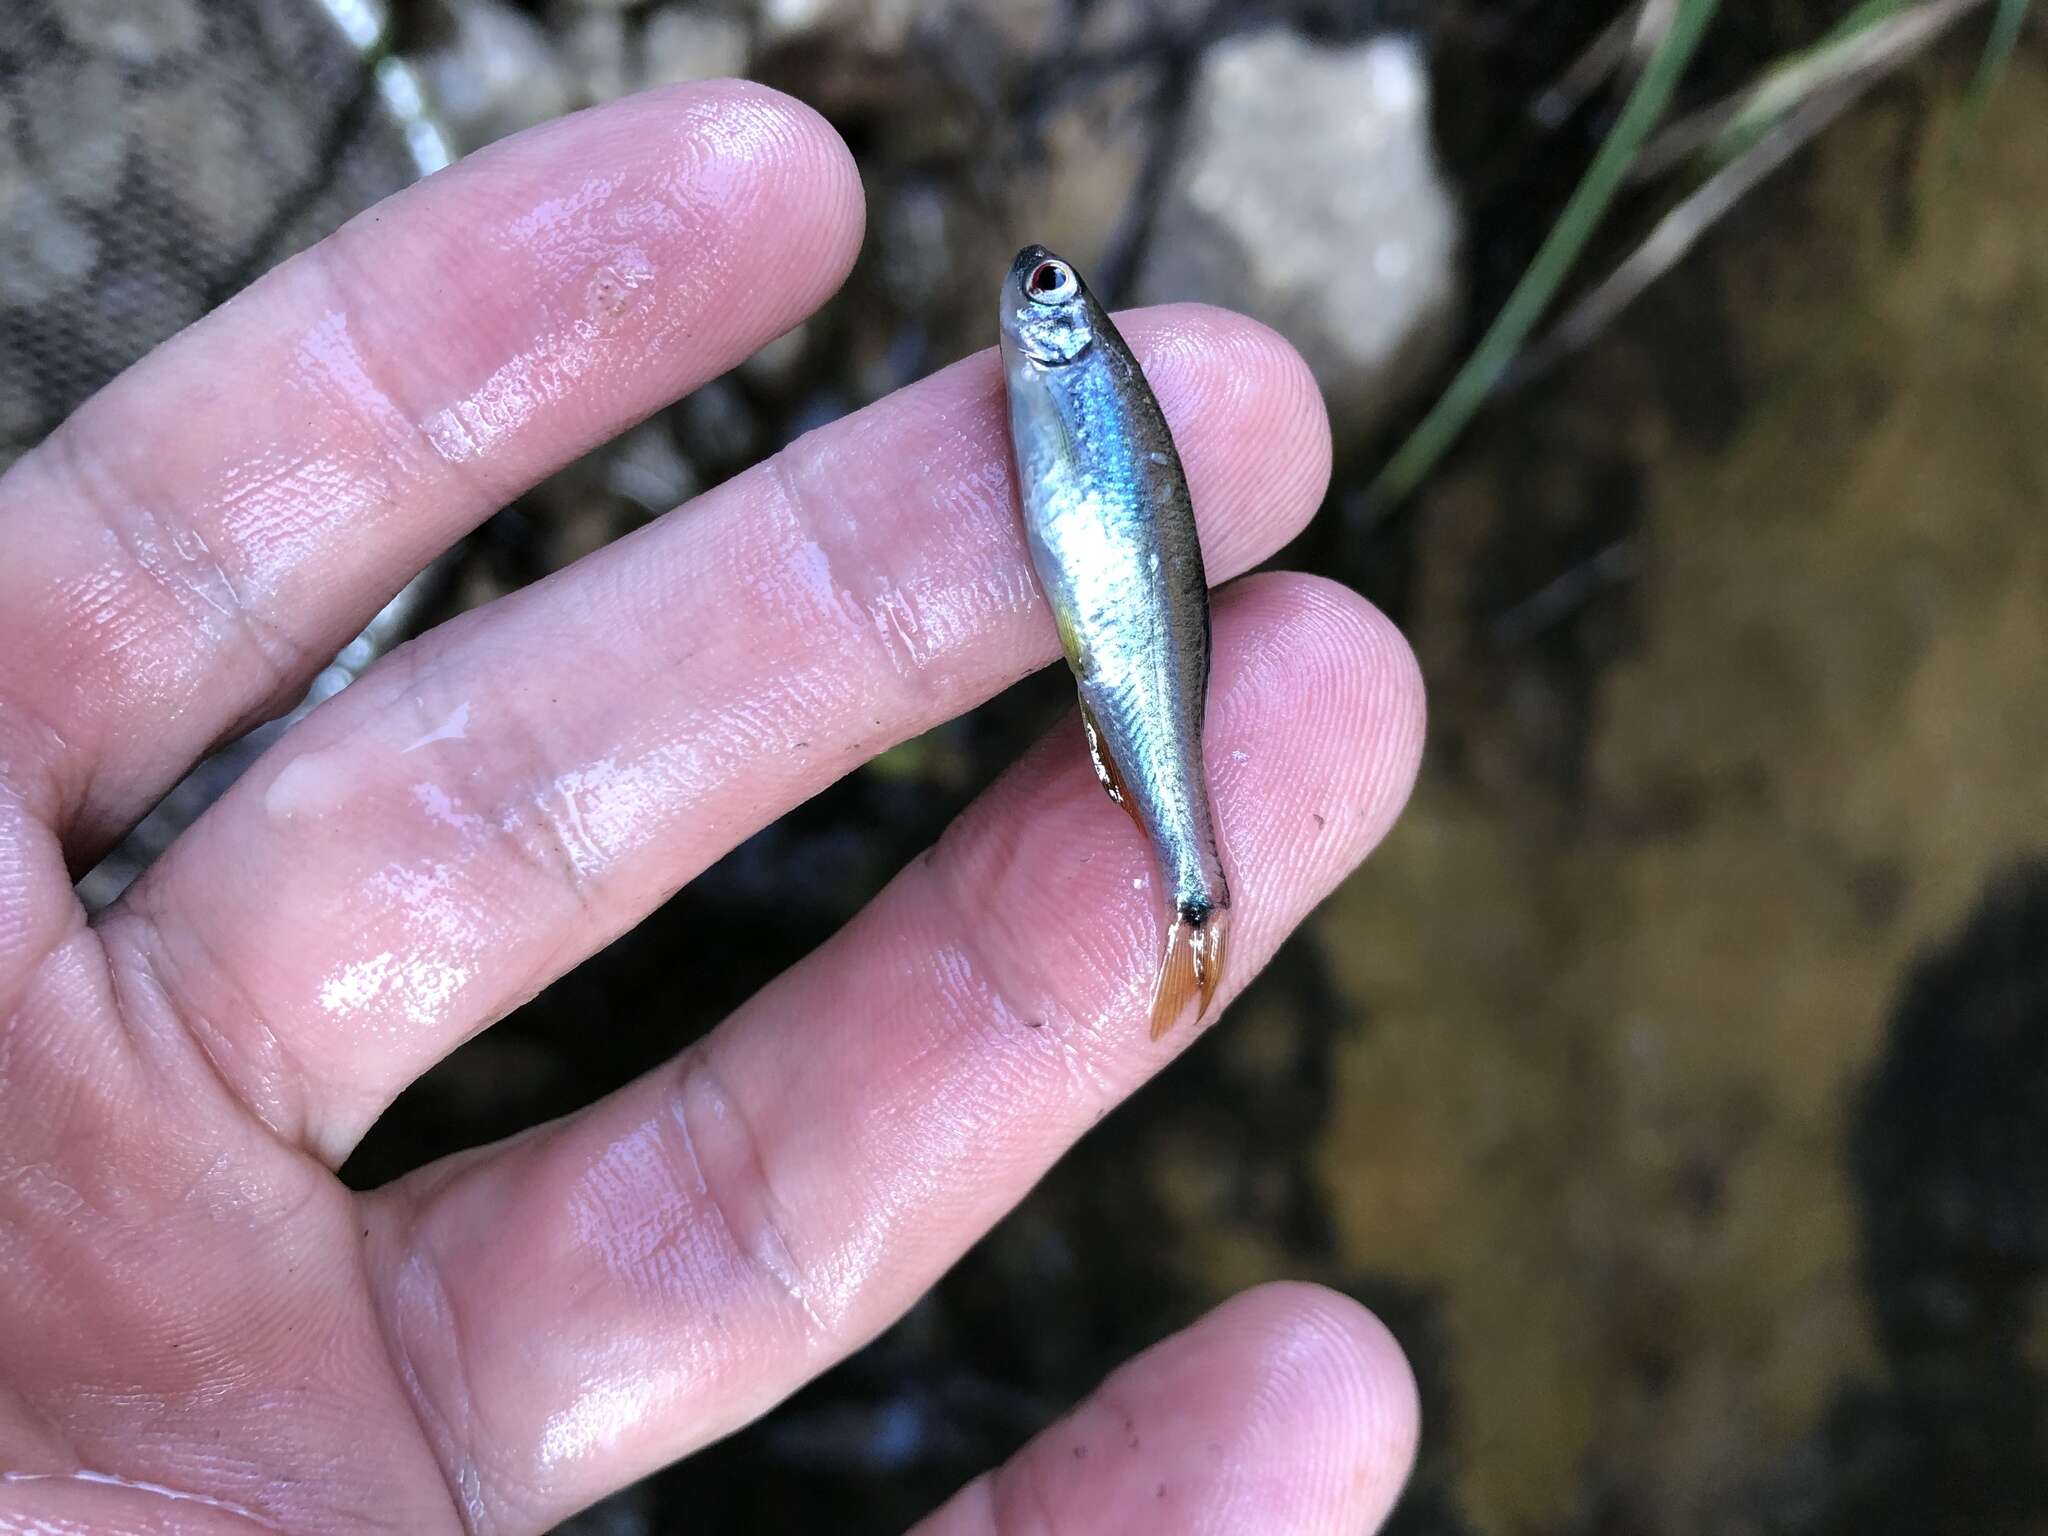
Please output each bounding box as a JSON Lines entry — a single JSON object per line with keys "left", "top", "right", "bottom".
{"left": 57, "top": 0, "right": 204, "bottom": 64}
{"left": 757, "top": 0, "right": 834, "bottom": 40}
{"left": 562, "top": 7, "right": 632, "bottom": 103}
{"left": 417, "top": 0, "right": 575, "bottom": 149}
{"left": 21, "top": 57, "right": 128, "bottom": 206}
{"left": 133, "top": 80, "right": 270, "bottom": 249}
{"left": 639, "top": 7, "right": 751, "bottom": 88}
{"left": 0, "top": 184, "right": 100, "bottom": 310}
{"left": 1135, "top": 30, "right": 1461, "bottom": 440}
{"left": 755, "top": 0, "right": 919, "bottom": 52}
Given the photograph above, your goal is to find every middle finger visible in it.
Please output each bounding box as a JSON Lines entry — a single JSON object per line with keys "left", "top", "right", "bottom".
{"left": 99, "top": 307, "right": 1331, "bottom": 1164}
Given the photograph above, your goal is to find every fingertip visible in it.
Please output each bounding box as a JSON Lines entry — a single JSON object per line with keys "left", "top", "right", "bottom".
{"left": 604, "top": 79, "right": 867, "bottom": 328}
{"left": 1210, "top": 573, "right": 1427, "bottom": 891}
{"left": 1217, "top": 1282, "right": 1422, "bottom": 1531}
{"left": 917, "top": 1281, "right": 1420, "bottom": 1536}
{"left": 393, "top": 77, "right": 867, "bottom": 364}
{"left": 667, "top": 78, "right": 868, "bottom": 306}
{"left": 1277, "top": 573, "right": 1428, "bottom": 841}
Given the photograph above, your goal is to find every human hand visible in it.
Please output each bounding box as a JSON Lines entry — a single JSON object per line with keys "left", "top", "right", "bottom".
{"left": 0, "top": 83, "right": 1425, "bottom": 1533}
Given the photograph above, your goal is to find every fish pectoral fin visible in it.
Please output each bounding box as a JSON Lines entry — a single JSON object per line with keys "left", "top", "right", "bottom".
{"left": 1148, "top": 903, "right": 1231, "bottom": 1040}
{"left": 1079, "top": 700, "right": 1142, "bottom": 827}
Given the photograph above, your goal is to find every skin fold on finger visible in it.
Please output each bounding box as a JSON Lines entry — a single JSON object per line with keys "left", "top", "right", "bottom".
{"left": 0, "top": 79, "right": 863, "bottom": 864}
{"left": 101, "top": 306, "right": 1334, "bottom": 1164}
{"left": 357, "top": 574, "right": 1426, "bottom": 1533}
{"left": 916, "top": 1283, "right": 1418, "bottom": 1536}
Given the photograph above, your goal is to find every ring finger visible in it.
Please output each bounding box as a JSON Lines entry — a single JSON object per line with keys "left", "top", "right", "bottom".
{"left": 358, "top": 574, "right": 1426, "bottom": 1531}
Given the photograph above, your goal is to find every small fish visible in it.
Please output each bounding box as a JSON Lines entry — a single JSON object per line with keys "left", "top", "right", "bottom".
{"left": 998, "top": 244, "right": 1231, "bottom": 1039}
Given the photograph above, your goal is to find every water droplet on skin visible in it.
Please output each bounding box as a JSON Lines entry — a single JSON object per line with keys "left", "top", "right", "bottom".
{"left": 265, "top": 747, "right": 354, "bottom": 820}
{"left": 403, "top": 700, "right": 471, "bottom": 753}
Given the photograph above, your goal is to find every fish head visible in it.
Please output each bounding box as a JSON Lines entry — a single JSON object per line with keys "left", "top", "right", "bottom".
{"left": 999, "top": 245, "right": 1097, "bottom": 370}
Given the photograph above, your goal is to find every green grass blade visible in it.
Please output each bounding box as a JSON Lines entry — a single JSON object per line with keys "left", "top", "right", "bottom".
{"left": 1364, "top": 0, "right": 1722, "bottom": 520}
{"left": 1704, "top": 0, "right": 1909, "bottom": 164}
{"left": 1962, "top": 0, "right": 2031, "bottom": 129}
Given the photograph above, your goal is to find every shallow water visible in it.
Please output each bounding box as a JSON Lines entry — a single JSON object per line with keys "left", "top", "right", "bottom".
{"left": 1311, "top": 52, "right": 2048, "bottom": 1530}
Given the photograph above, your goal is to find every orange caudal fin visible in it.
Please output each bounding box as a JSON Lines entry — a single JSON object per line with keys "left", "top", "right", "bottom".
{"left": 1147, "top": 903, "right": 1232, "bottom": 1041}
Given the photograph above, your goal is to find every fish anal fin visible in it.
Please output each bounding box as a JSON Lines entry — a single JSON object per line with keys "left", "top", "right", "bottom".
{"left": 1079, "top": 701, "right": 1141, "bottom": 827}
{"left": 1148, "top": 904, "right": 1231, "bottom": 1040}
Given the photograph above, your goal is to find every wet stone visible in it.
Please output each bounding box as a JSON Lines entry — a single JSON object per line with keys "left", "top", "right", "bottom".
{"left": 754, "top": 0, "right": 921, "bottom": 53}
{"left": 56, "top": 0, "right": 207, "bottom": 65}
{"left": 134, "top": 82, "right": 270, "bottom": 251}
{"left": 951, "top": 0, "right": 1059, "bottom": 55}
{"left": 0, "top": 184, "right": 101, "bottom": 310}
{"left": 603, "top": 421, "right": 699, "bottom": 515}
{"left": 638, "top": 6, "right": 751, "bottom": 89}
{"left": 1136, "top": 29, "right": 1461, "bottom": 444}
{"left": 673, "top": 377, "right": 760, "bottom": 475}
{"left": 0, "top": 375, "right": 41, "bottom": 464}
{"left": 417, "top": 0, "right": 576, "bottom": 149}
{"left": 21, "top": 56, "right": 129, "bottom": 206}
{"left": 559, "top": 5, "right": 632, "bottom": 104}
{"left": 737, "top": 322, "right": 813, "bottom": 391}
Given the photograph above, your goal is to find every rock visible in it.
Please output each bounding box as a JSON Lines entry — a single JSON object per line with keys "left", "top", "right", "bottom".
{"left": 0, "top": 93, "right": 22, "bottom": 202}
{"left": 1134, "top": 30, "right": 1461, "bottom": 443}
{"left": 133, "top": 78, "right": 273, "bottom": 249}
{"left": 638, "top": 7, "right": 751, "bottom": 88}
{"left": 1073, "top": 0, "right": 1207, "bottom": 53}
{"left": 55, "top": 0, "right": 205, "bottom": 65}
{"left": 416, "top": 0, "right": 575, "bottom": 149}
{"left": 603, "top": 421, "right": 699, "bottom": 514}
{"left": 1015, "top": 66, "right": 1158, "bottom": 282}
{"left": 754, "top": 0, "right": 919, "bottom": 53}
{"left": 20, "top": 56, "right": 129, "bottom": 206}
{"left": 0, "top": 184, "right": 100, "bottom": 311}
{"left": 738, "top": 322, "right": 814, "bottom": 391}
{"left": 560, "top": 5, "right": 632, "bottom": 103}
{"left": 0, "top": 373, "right": 39, "bottom": 458}
{"left": 875, "top": 177, "right": 954, "bottom": 311}
{"left": 947, "top": 0, "right": 1060, "bottom": 56}
{"left": 673, "top": 378, "right": 760, "bottom": 477}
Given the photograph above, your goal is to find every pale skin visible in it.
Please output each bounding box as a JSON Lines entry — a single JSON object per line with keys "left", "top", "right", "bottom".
{"left": 0, "top": 82, "right": 1427, "bottom": 1535}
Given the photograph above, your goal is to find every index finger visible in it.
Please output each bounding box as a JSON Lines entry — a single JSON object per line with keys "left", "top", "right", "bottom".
{"left": 0, "top": 81, "right": 862, "bottom": 864}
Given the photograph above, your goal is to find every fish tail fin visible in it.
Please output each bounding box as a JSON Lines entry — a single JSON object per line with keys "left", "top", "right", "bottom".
{"left": 1147, "top": 901, "right": 1232, "bottom": 1041}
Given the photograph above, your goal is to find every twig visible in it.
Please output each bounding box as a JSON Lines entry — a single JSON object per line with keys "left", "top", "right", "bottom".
{"left": 1532, "top": 2, "right": 1650, "bottom": 128}
{"left": 1512, "top": 0, "right": 1993, "bottom": 383}
{"left": 1633, "top": 0, "right": 1984, "bottom": 180}
{"left": 1510, "top": 81, "right": 1866, "bottom": 386}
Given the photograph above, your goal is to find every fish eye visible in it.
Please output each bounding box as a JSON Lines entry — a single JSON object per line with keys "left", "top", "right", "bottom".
{"left": 1025, "top": 260, "right": 1076, "bottom": 304}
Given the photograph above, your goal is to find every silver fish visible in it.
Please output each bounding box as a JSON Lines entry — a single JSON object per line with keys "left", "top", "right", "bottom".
{"left": 998, "top": 244, "right": 1231, "bottom": 1039}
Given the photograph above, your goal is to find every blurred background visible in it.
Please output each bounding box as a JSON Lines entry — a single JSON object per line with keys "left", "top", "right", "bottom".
{"left": 5, "top": 0, "right": 2046, "bottom": 1530}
